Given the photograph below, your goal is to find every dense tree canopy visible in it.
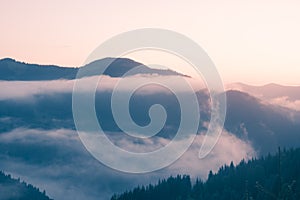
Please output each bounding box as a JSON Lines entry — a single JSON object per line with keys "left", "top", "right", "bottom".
{"left": 112, "top": 147, "right": 300, "bottom": 200}
{"left": 0, "top": 170, "right": 52, "bottom": 200}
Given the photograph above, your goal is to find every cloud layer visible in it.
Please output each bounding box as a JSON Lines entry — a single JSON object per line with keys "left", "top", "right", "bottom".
{"left": 0, "top": 128, "right": 255, "bottom": 200}
{"left": 0, "top": 75, "right": 206, "bottom": 100}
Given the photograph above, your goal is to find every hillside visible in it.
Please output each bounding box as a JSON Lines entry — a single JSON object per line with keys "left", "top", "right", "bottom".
{"left": 111, "top": 147, "right": 300, "bottom": 200}
{"left": 0, "top": 171, "right": 52, "bottom": 200}
{"left": 227, "top": 82, "right": 300, "bottom": 101}
{"left": 0, "top": 57, "right": 182, "bottom": 80}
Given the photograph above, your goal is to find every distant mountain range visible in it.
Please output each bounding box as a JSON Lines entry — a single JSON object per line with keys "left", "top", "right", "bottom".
{"left": 227, "top": 82, "right": 300, "bottom": 101}
{"left": 0, "top": 58, "right": 300, "bottom": 200}
{"left": 0, "top": 58, "right": 299, "bottom": 156}
{"left": 0, "top": 57, "right": 183, "bottom": 80}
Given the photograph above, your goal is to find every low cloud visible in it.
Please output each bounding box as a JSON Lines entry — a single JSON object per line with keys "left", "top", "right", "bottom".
{"left": 168, "top": 130, "right": 256, "bottom": 178}
{"left": 268, "top": 96, "right": 300, "bottom": 111}
{"left": 0, "top": 128, "right": 256, "bottom": 200}
{"left": 0, "top": 75, "right": 205, "bottom": 100}
{"left": 0, "top": 80, "right": 74, "bottom": 100}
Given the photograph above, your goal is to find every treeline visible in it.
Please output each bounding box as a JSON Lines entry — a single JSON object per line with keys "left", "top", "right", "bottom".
{"left": 111, "top": 147, "right": 300, "bottom": 200}
{"left": 0, "top": 170, "right": 52, "bottom": 200}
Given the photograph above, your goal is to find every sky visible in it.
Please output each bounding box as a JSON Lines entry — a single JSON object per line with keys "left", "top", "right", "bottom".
{"left": 1, "top": 0, "right": 300, "bottom": 85}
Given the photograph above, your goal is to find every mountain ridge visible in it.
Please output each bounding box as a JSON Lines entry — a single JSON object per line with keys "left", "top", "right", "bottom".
{"left": 0, "top": 57, "right": 184, "bottom": 80}
{"left": 227, "top": 82, "right": 300, "bottom": 101}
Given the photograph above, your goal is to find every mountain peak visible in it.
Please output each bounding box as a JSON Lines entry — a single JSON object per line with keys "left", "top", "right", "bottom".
{"left": 81, "top": 57, "right": 184, "bottom": 77}
{"left": 0, "top": 57, "right": 16, "bottom": 63}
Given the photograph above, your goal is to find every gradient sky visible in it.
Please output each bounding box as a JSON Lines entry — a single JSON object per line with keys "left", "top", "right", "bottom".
{"left": 1, "top": 0, "right": 300, "bottom": 85}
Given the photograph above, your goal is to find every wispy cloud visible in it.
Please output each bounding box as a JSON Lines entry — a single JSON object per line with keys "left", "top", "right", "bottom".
{"left": 268, "top": 96, "right": 300, "bottom": 111}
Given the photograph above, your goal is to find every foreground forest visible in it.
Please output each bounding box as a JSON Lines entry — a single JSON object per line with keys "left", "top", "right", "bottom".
{"left": 0, "top": 171, "right": 52, "bottom": 200}
{"left": 111, "top": 147, "right": 300, "bottom": 200}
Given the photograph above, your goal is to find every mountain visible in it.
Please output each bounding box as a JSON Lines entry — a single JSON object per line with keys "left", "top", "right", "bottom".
{"left": 80, "top": 57, "right": 184, "bottom": 78}
{"left": 225, "top": 90, "right": 300, "bottom": 154}
{"left": 0, "top": 88, "right": 299, "bottom": 155}
{"left": 1, "top": 57, "right": 300, "bottom": 199}
{"left": 227, "top": 82, "right": 300, "bottom": 101}
{"left": 0, "top": 58, "right": 77, "bottom": 80}
{"left": 1, "top": 59, "right": 297, "bottom": 155}
{"left": 1, "top": 57, "right": 300, "bottom": 200}
{"left": 0, "top": 170, "right": 52, "bottom": 200}
{"left": 0, "top": 57, "right": 183, "bottom": 80}
{"left": 111, "top": 147, "right": 300, "bottom": 200}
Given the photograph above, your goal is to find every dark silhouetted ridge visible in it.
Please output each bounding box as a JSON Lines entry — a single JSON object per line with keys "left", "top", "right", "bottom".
{"left": 0, "top": 170, "right": 52, "bottom": 200}
{"left": 0, "top": 57, "right": 184, "bottom": 80}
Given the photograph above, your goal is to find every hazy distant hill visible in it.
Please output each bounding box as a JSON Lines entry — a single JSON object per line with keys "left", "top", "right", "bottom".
{"left": 228, "top": 82, "right": 300, "bottom": 101}
{"left": 0, "top": 170, "right": 52, "bottom": 200}
{"left": 0, "top": 57, "right": 182, "bottom": 80}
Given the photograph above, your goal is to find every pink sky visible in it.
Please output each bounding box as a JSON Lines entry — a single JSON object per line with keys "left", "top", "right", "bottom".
{"left": 1, "top": 0, "right": 300, "bottom": 85}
